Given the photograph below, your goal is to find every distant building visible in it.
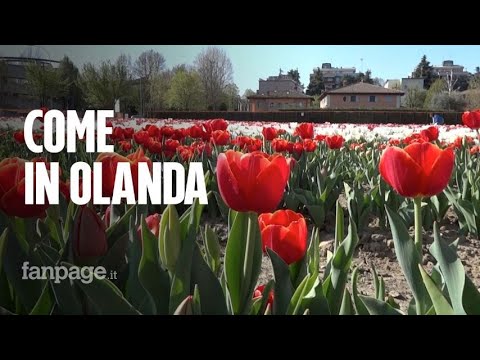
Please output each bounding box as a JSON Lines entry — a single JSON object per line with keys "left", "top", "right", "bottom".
{"left": 401, "top": 77, "right": 424, "bottom": 92}
{"left": 318, "top": 82, "right": 404, "bottom": 109}
{"left": 384, "top": 79, "right": 401, "bottom": 90}
{"left": 311, "top": 63, "right": 358, "bottom": 91}
{"left": 432, "top": 60, "right": 471, "bottom": 78}
{"left": 248, "top": 72, "right": 313, "bottom": 112}
{"left": 0, "top": 56, "right": 61, "bottom": 111}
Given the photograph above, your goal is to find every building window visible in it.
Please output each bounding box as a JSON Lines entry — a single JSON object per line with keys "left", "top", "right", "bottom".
{"left": 385, "top": 96, "right": 392, "bottom": 102}
{"left": 343, "top": 96, "right": 347, "bottom": 102}
{"left": 350, "top": 95, "right": 357, "bottom": 102}
{"left": 270, "top": 102, "right": 274, "bottom": 108}
{"left": 369, "top": 95, "right": 376, "bottom": 102}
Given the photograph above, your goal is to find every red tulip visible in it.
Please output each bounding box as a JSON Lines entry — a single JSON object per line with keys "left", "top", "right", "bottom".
{"left": 325, "top": 135, "right": 344, "bottom": 149}
{"left": 292, "top": 142, "right": 304, "bottom": 157}
{"left": 133, "top": 130, "right": 149, "bottom": 145}
{"left": 379, "top": 142, "right": 454, "bottom": 198}
{"left": 137, "top": 213, "right": 161, "bottom": 240}
{"left": 123, "top": 127, "right": 134, "bottom": 139}
{"left": 258, "top": 209, "right": 307, "bottom": 265}
{"left": 13, "top": 131, "right": 25, "bottom": 144}
{"left": 119, "top": 140, "right": 132, "bottom": 152}
{"left": 208, "top": 119, "right": 228, "bottom": 131}
{"left": 147, "top": 125, "right": 160, "bottom": 137}
{"left": 216, "top": 150, "right": 290, "bottom": 213}
{"left": 160, "top": 126, "right": 175, "bottom": 138}
{"left": 73, "top": 206, "right": 108, "bottom": 259}
{"left": 271, "top": 138, "right": 289, "bottom": 152}
{"left": 0, "top": 157, "right": 50, "bottom": 218}
{"left": 462, "top": 110, "right": 480, "bottom": 129}
{"left": 95, "top": 148, "right": 152, "bottom": 199}
{"left": 177, "top": 146, "right": 194, "bottom": 162}
{"left": 262, "top": 127, "right": 278, "bottom": 141}
{"left": 420, "top": 126, "right": 439, "bottom": 142}
{"left": 253, "top": 284, "right": 274, "bottom": 308}
{"left": 211, "top": 130, "right": 230, "bottom": 146}
{"left": 303, "top": 139, "right": 317, "bottom": 152}
{"left": 294, "top": 123, "right": 314, "bottom": 139}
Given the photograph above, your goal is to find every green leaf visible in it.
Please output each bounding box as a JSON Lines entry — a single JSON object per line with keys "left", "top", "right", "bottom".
{"left": 418, "top": 265, "right": 454, "bottom": 315}
{"left": 267, "top": 248, "right": 294, "bottom": 315}
{"left": 204, "top": 225, "right": 221, "bottom": 275}
{"left": 179, "top": 198, "right": 205, "bottom": 241}
{"left": 169, "top": 218, "right": 196, "bottom": 314}
{"left": 192, "top": 284, "right": 201, "bottom": 315}
{"left": 64, "top": 262, "right": 140, "bottom": 315}
{"left": 359, "top": 296, "right": 403, "bottom": 315}
{"left": 34, "top": 245, "right": 83, "bottom": 315}
{"left": 323, "top": 217, "right": 358, "bottom": 315}
{"left": 335, "top": 200, "right": 344, "bottom": 250}
{"left": 0, "top": 306, "right": 15, "bottom": 315}
{"left": 385, "top": 206, "right": 428, "bottom": 315}
{"left": 339, "top": 288, "right": 354, "bottom": 315}
{"left": 429, "top": 222, "right": 466, "bottom": 315}
{"left": 3, "top": 227, "right": 44, "bottom": 313}
{"left": 106, "top": 204, "right": 137, "bottom": 240}
{"left": 190, "top": 244, "right": 228, "bottom": 315}
{"left": 29, "top": 281, "right": 54, "bottom": 315}
{"left": 463, "top": 276, "right": 480, "bottom": 315}
{"left": 224, "top": 211, "right": 262, "bottom": 315}
{"left": 287, "top": 273, "right": 320, "bottom": 315}
{"left": 351, "top": 267, "right": 369, "bottom": 315}
{"left": 125, "top": 216, "right": 156, "bottom": 315}
{"left": 306, "top": 205, "right": 325, "bottom": 229}
{"left": 138, "top": 218, "right": 170, "bottom": 313}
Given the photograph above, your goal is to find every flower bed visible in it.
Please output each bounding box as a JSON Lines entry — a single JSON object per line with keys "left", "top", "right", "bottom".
{"left": 1, "top": 111, "right": 480, "bottom": 315}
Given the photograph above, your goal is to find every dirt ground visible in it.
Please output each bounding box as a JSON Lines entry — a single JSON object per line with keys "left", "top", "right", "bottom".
{"left": 203, "top": 206, "right": 480, "bottom": 314}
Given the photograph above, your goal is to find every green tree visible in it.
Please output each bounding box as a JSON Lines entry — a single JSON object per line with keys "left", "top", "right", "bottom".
{"left": 25, "top": 61, "right": 65, "bottom": 107}
{"left": 306, "top": 67, "right": 324, "bottom": 95}
{"left": 404, "top": 88, "right": 427, "bottom": 109}
{"left": 424, "top": 78, "right": 447, "bottom": 109}
{"left": 80, "top": 54, "right": 133, "bottom": 110}
{"left": 222, "top": 83, "right": 240, "bottom": 110}
{"left": 341, "top": 74, "right": 357, "bottom": 86}
{"left": 166, "top": 69, "right": 203, "bottom": 110}
{"left": 133, "top": 50, "right": 166, "bottom": 115}
{"left": 413, "top": 55, "right": 437, "bottom": 89}
{"left": 287, "top": 68, "right": 302, "bottom": 87}
{"left": 359, "top": 70, "right": 374, "bottom": 84}
{"left": 195, "top": 46, "right": 233, "bottom": 110}
{"left": 58, "top": 56, "right": 84, "bottom": 110}
{"left": 243, "top": 88, "right": 256, "bottom": 98}
{"left": 469, "top": 74, "right": 480, "bottom": 90}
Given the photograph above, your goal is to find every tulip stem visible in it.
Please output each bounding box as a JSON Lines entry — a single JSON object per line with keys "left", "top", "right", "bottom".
{"left": 414, "top": 197, "right": 423, "bottom": 256}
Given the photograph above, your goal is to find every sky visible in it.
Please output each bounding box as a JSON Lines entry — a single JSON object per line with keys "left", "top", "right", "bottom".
{"left": 1, "top": 45, "right": 479, "bottom": 94}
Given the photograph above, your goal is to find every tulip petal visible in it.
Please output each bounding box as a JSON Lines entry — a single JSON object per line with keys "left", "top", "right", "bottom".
{"left": 421, "top": 147, "right": 455, "bottom": 196}
{"left": 249, "top": 161, "right": 289, "bottom": 213}
{"left": 379, "top": 146, "right": 424, "bottom": 197}
{"left": 404, "top": 142, "right": 443, "bottom": 175}
{"left": 216, "top": 153, "right": 249, "bottom": 212}
{"left": 269, "top": 155, "right": 290, "bottom": 185}
{"left": 261, "top": 224, "right": 306, "bottom": 265}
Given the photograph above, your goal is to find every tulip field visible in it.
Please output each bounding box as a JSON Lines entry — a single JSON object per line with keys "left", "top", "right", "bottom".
{"left": 1, "top": 111, "right": 480, "bottom": 315}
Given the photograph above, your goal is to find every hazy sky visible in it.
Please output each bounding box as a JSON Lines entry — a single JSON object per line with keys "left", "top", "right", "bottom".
{"left": 1, "top": 45, "right": 479, "bottom": 93}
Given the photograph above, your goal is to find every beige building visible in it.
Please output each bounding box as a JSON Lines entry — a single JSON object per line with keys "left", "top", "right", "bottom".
{"left": 318, "top": 82, "right": 404, "bottom": 109}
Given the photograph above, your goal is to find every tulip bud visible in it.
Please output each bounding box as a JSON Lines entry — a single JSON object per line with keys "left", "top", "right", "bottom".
{"left": 173, "top": 295, "right": 193, "bottom": 315}
{"left": 158, "top": 205, "right": 181, "bottom": 273}
{"left": 73, "top": 206, "right": 108, "bottom": 263}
